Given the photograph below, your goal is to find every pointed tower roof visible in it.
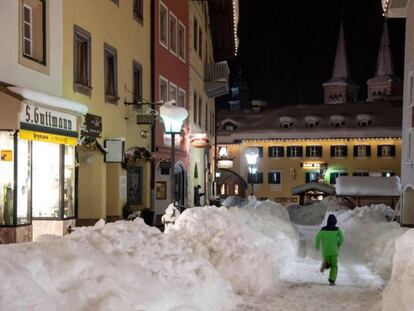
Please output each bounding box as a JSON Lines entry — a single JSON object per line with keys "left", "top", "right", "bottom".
{"left": 324, "top": 20, "right": 354, "bottom": 85}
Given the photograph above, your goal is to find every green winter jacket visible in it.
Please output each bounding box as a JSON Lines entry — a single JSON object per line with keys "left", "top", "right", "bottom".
{"left": 315, "top": 228, "right": 344, "bottom": 257}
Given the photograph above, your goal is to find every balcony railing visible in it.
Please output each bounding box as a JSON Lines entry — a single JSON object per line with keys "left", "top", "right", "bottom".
{"left": 204, "top": 61, "right": 230, "bottom": 98}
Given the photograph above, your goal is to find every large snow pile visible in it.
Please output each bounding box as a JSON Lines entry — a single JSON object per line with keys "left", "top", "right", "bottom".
{"left": 335, "top": 176, "right": 401, "bottom": 196}
{"left": 382, "top": 229, "right": 414, "bottom": 311}
{"left": 0, "top": 219, "right": 237, "bottom": 311}
{"left": 166, "top": 200, "right": 299, "bottom": 296}
{"left": 329, "top": 205, "right": 408, "bottom": 279}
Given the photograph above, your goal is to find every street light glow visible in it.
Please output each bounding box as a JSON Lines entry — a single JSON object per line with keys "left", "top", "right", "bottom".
{"left": 159, "top": 100, "right": 188, "bottom": 134}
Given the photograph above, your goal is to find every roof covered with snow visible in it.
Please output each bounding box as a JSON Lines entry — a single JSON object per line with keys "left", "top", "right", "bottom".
{"left": 291, "top": 182, "right": 336, "bottom": 195}
{"left": 335, "top": 176, "right": 401, "bottom": 196}
{"left": 217, "top": 101, "right": 402, "bottom": 143}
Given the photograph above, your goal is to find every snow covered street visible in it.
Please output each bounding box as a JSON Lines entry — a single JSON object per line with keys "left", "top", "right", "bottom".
{"left": 236, "top": 224, "right": 384, "bottom": 311}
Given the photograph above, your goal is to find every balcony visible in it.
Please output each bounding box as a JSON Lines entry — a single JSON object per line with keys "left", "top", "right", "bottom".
{"left": 386, "top": 0, "right": 409, "bottom": 18}
{"left": 204, "top": 61, "right": 230, "bottom": 98}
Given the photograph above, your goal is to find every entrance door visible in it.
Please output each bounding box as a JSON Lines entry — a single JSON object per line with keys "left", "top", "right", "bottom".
{"left": 174, "top": 164, "right": 185, "bottom": 210}
{"left": 127, "top": 166, "right": 143, "bottom": 205}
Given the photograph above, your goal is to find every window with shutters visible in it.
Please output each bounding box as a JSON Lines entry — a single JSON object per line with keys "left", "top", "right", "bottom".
{"left": 104, "top": 43, "right": 118, "bottom": 102}
{"left": 330, "top": 172, "right": 348, "bottom": 184}
{"left": 248, "top": 171, "right": 263, "bottom": 184}
{"left": 305, "top": 172, "right": 319, "bottom": 183}
{"left": 74, "top": 25, "right": 92, "bottom": 96}
{"left": 354, "top": 145, "right": 371, "bottom": 158}
{"left": 269, "top": 171, "right": 282, "bottom": 191}
{"left": 306, "top": 146, "right": 322, "bottom": 157}
{"left": 378, "top": 145, "right": 396, "bottom": 157}
{"left": 268, "top": 146, "right": 284, "bottom": 158}
{"left": 287, "top": 146, "right": 303, "bottom": 158}
{"left": 133, "top": 0, "right": 144, "bottom": 24}
{"left": 331, "top": 145, "right": 347, "bottom": 157}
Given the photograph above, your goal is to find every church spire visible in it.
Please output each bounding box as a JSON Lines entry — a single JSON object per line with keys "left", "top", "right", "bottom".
{"left": 367, "top": 19, "right": 402, "bottom": 101}
{"left": 323, "top": 19, "right": 359, "bottom": 104}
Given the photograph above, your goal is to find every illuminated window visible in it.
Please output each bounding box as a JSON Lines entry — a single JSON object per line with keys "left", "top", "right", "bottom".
{"left": 305, "top": 171, "right": 319, "bottom": 183}
{"left": 234, "top": 184, "right": 239, "bottom": 195}
{"left": 354, "top": 145, "right": 371, "bottom": 158}
{"left": 331, "top": 145, "right": 347, "bottom": 157}
{"left": 306, "top": 146, "right": 322, "bottom": 157}
{"left": 220, "top": 183, "right": 227, "bottom": 195}
{"left": 287, "top": 146, "right": 303, "bottom": 158}
{"left": 378, "top": 145, "right": 396, "bottom": 157}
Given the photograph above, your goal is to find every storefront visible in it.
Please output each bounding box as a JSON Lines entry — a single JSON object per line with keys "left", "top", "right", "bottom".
{"left": 0, "top": 86, "right": 87, "bottom": 243}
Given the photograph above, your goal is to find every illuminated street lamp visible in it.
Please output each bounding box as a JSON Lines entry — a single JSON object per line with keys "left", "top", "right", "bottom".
{"left": 245, "top": 147, "right": 260, "bottom": 195}
{"left": 159, "top": 100, "right": 188, "bottom": 204}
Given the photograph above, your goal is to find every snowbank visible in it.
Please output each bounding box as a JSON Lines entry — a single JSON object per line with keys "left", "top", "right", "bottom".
{"left": 336, "top": 176, "right": 401, "bottom": 196}
{"left": 0, "top": 219, "right": 237, "bottom": 311}
{"left": 328, "top": 205, "right": 408, "bottom": 279}
{"left": 382, "top": 229, "right": 414, "bottom": 311}
{"left": 166, "top": 200, "right": 298, "bottom": 296}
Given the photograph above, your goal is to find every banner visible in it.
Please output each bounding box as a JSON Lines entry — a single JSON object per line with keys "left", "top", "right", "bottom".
{"left": 19, "top": 130, "right": 78, "bottom": 146}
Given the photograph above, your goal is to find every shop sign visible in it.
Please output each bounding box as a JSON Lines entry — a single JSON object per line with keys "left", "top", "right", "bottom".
{"left": 301, "top": 162, "right": 321, "bottom": 169}
{"left": 19, "top": 129, "right": 78, "bottom": 146}
{"left": 217, "top": 159, "right": 233, "bottom": 169}
{"left": 81, "top": 113, "right": 102, "bottom": 138}
{"left": 20, "top": 103, "right": 77, "bottom": 133}
{"left": 137, "top": 114, "right": 154, "bottom": 125}
{"left": 0, "top": 150, "right": 12, "bottom": 161}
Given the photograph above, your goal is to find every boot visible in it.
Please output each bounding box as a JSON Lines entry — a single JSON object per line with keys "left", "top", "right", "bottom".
{"left": 320, "top": 261, "right": 330, "bottom": 273}
{"left": 329, "top": 279, "right": 335, "bottom": 286}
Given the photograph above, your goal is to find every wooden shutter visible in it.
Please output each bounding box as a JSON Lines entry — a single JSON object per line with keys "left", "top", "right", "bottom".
{"left": 343, "top": 146, "right": 348, "bottom": 157}
{"left": 305, "top": 172, "right": 310, "bottom": 183}
{"left": 287, "top": 147, "right": 292, "bottom": 157}
{"left": 353, "top": 146, "right": 358, "bottom": 157}
{"left": 331, "top": 146, "right": 335, "bottom": 157}
{"left": 316, "top": 146, "right": 323, "bottom": 157}
{"left": 297, "top": 146, "right": 303, "bottom": 157}
{"left": 306, "top": 146, "right": 311, "bottom": 157}
{"left": 366, "top": 146, "right": 371, "bottom": 157}
{"left": 390, "top": 145, "right": 396, "bottom": 157}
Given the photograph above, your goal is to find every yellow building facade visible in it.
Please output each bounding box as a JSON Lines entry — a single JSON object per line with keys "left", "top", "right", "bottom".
{"left": 62, "top": 0, "right": 152, "bottom": 225}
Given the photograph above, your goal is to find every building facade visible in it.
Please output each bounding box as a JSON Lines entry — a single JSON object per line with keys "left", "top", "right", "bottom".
{"left": 388, "top": 0, "right": 414, "bottom": 226}
{"left": 62, "top": 0, "right": 152, "bottom": 228}
{"left": 153, "top": 0, "right": 189, "bottom": 219}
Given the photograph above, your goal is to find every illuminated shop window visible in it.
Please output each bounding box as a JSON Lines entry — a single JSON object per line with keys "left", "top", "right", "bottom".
{"left": 0, "top": 132, "right": 15, "bottom": 225}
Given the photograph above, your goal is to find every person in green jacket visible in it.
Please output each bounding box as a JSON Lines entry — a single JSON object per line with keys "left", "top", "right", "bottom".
{"left": 315, "top": 214, "right": 344, "bottom": 286}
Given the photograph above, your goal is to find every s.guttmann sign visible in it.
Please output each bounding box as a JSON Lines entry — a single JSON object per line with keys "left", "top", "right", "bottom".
{"left": 19, "top": 102, "right": 78, "bottom": 134}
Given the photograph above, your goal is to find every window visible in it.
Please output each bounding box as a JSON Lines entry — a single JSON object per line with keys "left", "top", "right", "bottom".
{"left": 248, "top": 171, "right": 263, "bottom": 184}
{"left": 205, "top": 104, "right": 209, "bottom": 131}
{"left": 104, "top": 44, "right": 118, "bottom": 102}
{"left": 178, "top": 22, "right": 186, "bottom": 61}
{"left": 268, "top": 146, "right": 284, "bottom": 158}
{"left": 354, "top": 145, "right": 371, "bottom": 158}
{"left": 234, "top": 184, "right": 239, "bottom": 195}
{"left": 178, "top": 88, "right": 185, "bottom": 107}
{"left": 133, "top": 0, "right": 144, "bottom": 23}
{"left": 268, "top": 171, "right": 281, "bottom": 184}
{"left": 198, "top": 28, "right": 203, "bottom": 58}
{"left": 330, "top": 172, "right": 348, "bottom": 185}
{"left": 332, "top": 120, "right": 345, "bottom": 128}
{"left": 74, "top": 25, "right": 91, "bottom": 95}
{"left": 159, "top": 76, "right": 168, "bottom": 102}
{"left": 159, "top": 2, "right": 168, "bottom": 48}
{"left": 133, "top": 61, "right": 142, "bottom": 103}
{"left": 169, "top": 82, "right": 177, "bottom": 102}
{"left": 353, "top": 171, "right": 369, "bottom": 177}
{"left": 220, "top": 183, "right": 227, "bottom": 195}
{"left": 193, "top": 18, "right": 198, "bottom": 50}
{"left": 193, "top": 91, "right": 198, "bottom": 123}
{"left": 305, "top": 172, "right": 320, "bottom": 183}
{"left": 287, "top": 146, "right": 303, "bottom": 158}
{"left": 378, "top": 145, "right": 396, "bottom": 157}
{"left": 306, "top": 146, "right": 323, "bottom": 157}
{"left": 331, "top": 145, "right": 348, "bottom": 157}
{"left": 22, "top": 0, "right": 46, "bottom": 64}
{"left": 250, "top": 146, "right": 264, "bottom": 158}
{"left": 198, "top": 96, "right": 203, "bottom": 126}
{"left": 169, "top": 12, "right": 177, "bottom": 54}
{"left": 211, "top": 112, "right": 215, "bottom": 135}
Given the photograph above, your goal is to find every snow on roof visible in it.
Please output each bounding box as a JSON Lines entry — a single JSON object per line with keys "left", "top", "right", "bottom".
{"left": 8, "top": 86, "right": 88, "bottom": 115}
{"left": 335, "top": 176, "right": 401, "bottom": 196}
{"left": 291, "top": 182, "right": 336, "bottom": 195}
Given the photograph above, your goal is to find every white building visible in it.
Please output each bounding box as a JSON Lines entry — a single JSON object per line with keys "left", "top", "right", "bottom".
{"left": 388, "top": 0, "right": 414, "bottom": 226}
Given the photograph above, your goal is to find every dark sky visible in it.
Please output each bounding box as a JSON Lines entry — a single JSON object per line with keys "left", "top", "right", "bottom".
{"left": 236, "top": 0, "right": 406, "bottom": 106}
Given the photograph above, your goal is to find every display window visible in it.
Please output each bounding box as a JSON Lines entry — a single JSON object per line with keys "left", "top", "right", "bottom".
{"left": 17, "top": 139, "right": 31, "bottom": 224}
{"left": 64, "top": 145, "right": 75, "bottom": 218}
{"left": 0, "top": 132, "right": 15, "bottom": 225}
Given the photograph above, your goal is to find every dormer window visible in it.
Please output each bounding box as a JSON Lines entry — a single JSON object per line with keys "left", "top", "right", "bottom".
{"left": 279, "top": 116, "right": 294, "bottom": 129}
{"left": 221, "top": 119, "right": 238, "bottom": 131}
{"left": 357, "top": 114, "right": 373, "bottom": 127}
{"left": 304, "top": 116, "right": 320, "bottom": 128}
{"left": 330, "top": 115, "right": 346, "bottom": 128}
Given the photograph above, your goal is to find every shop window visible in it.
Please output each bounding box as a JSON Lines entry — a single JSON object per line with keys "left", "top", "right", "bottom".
{"left": 353, "top": 145, "right": 371, "bottom": 158}
{"left": 22, "top": 0, "right": 46, "bottom": 64}
{"left": 169, "top": 12, "right": 177, "bottom": 54}
{"left": 17, "top": 139, "right": 31, "bottom": 224}
{"left": 268, "top": 146, "right": 284, "bottom": 158}
{"left": 159, "top": 1, "right": 168, "bottom": 48}
{"left": 287, "top": 146, "right": 303, "bottom": 158}
{"left": 330, "top": 172, "right": 348, "bottom": 185}
{"left": 169, "top": 82, "right": 177, "bottom": 102}
{"left": 133, "top": 0, "right": 144, "bottom": 24}
{"left": 305, "top": 171, "right": 319, "bottom": 183}
{"left": 64, "top": 146, "right": 76, "bottom": 218}
{"left": 127, "top": 166, "right": 143, "bottom": 205}
{"left": 378, "top": 145, "right": 396, "bottom": 157}
{"left": 193, "top": 91, "right": 198, "bottom": 123}
{"left": 331, "top": 145, "right": 348, "bottom": 157}
{"left": 178, "top": 22, "right": 186, "bottom": 61}
{"left": 159, "top": 76, "right": 168, "bottom": 102}
{"left": 306, "top": 146, "right": 322, "bottom": 157}
{"left": 133, "top": 61, "right": 142, "bottom": 104}
{"left": 177, "top": 88, "right": 185, "bottom": 107}
{"left": 0, "top": 132, "right": 16, "bottom": 225}
{"left": 104, "top": 43, "right": 118, "bottom": 102}
{"left": 74, "top": 25, "right": 92, "bottom": 95}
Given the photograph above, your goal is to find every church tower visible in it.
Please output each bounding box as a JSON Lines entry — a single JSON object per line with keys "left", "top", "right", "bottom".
{"left": 367, "top": 20, "right": 402, "bottom": 101}
{"left": 323, "top": 20, "right": 359, "bottom": 104}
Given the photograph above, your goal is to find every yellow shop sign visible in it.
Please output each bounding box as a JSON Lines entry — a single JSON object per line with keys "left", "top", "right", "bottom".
{"left": 19, "top": 130, "right": 78, "bottom": 146}
{"left": 0, "top": 150, "right": 12, "bottom": 161}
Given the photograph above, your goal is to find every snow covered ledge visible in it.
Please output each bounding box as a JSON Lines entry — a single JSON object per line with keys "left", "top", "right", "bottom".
{"left": 7, "top": 86, "right": 88, "bottom": 115}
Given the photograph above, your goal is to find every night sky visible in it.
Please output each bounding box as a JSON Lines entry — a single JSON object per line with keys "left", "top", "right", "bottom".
{"left": 236, "top": 0, "right": 406, "bottom": 106}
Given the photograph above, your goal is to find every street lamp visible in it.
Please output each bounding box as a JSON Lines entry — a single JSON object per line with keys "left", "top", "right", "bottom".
{"left": 159, "top": 100, "right": 188, "bottom": 204}
{"left": 245, "top": 147, "right": 259, "bottom": 195}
